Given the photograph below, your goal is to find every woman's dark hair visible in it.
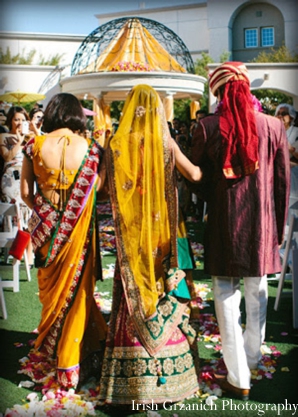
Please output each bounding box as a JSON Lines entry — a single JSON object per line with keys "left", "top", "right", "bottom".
{"left": 29, "top": 107, "right": 44, "bottom": 120}
{"left": 6, "top": 106, "right": 29, "bottom": 131}
{"left": 43, "top": 93, "right": 86, "bottom": 133}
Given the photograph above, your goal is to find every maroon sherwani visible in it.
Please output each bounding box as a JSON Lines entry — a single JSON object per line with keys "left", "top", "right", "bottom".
{"left": 191, "top": 111, "right": 290, "bottom": 277}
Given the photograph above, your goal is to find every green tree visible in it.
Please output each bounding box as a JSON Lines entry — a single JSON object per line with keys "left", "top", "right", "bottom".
{"left": 0, "top": 47, "right": 36, "bottom": 65}
{"left": 194, "top": 51, "right": 214, "bottom": 79}
{"left": 173, "top": 98, "right": 192, "bottom": 124}
{"left": 171, "top": 52, "right": 215, "bottom": 123}
{"left": 0, "top": 47, "right": 20, "bottom": 64}
{"left": 219, "top": 50, "right": 231, "bottom": 63}
{"left": 192, "top": 52, "right": 214, "bottom": 113}
{"left": 0, "top": 47, "right": 63, "bottom": 66}
{"left": 251, "top": 45, "right": 298, "bottom": 63}
{"left": 38, "top": 53, "right": 65, "bottom": 66}
{"left": 251, "top": 89, "right": 292, "bottom": 114}
{"left": 191, "top": 51, "right": 230, "bottom": 114}
{"left": 110, "top": 101, "right": 124, "bottom": 122}
{"left": 18, "top": 48, "right": 36, "bottom": 65}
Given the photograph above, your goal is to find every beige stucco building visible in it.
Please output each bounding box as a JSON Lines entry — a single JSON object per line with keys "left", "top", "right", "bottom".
{"left": 95, "top": 0, "right": 298, "bottom": 63}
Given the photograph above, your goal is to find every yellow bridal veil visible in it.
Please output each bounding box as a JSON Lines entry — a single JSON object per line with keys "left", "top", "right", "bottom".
{"left": 108, "top": 84, "right": 178, "bottom": 319}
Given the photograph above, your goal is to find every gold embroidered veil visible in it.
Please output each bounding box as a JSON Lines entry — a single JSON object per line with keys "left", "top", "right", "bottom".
{"left": 107, "top": 84, "right": 178, "bottom": 320}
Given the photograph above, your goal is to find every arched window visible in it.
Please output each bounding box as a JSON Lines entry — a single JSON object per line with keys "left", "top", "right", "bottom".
{"left": 232, "top": 2, "right": 284, "bottom": 61}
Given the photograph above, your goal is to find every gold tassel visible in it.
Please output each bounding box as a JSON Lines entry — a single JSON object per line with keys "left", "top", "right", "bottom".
{"left": 58, "top": 136, "right": 70, "bottom": 211}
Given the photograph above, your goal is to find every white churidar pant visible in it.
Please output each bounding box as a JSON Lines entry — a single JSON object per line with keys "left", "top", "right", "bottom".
{"left": 212, "top": 275, "right": 268, "bottom": 390}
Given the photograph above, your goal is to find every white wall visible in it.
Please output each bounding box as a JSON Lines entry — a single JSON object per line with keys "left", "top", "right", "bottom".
{"left": 0, "top": 33, "right": 84, "bottom": 67}
{"left": 0, "top": 64, "right": 55, "bottom": 97}
{"left": 0, "top": 33, "right": 84, "bottom": 94}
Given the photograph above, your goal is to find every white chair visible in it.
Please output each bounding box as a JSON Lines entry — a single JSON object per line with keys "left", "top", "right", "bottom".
{"left": 0, "top": 202, "right": 31, "bottom": 294}
{"left": 274, "top": 214, "right": 298, "bottom": 328}
{"left": 202, "top": 202, "right": 207, "bottom": 222}
{"left": 0, "top": 277, "right": 8, "bottom": 319}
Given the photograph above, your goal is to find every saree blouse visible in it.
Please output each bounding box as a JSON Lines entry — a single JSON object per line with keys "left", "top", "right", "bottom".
{"left": 29, "top": 135, "right": 78, "bottom": 193}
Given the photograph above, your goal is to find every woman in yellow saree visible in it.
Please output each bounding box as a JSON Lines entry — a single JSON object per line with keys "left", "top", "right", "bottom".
{"left": 98, "top": 84, "right": 202, "bottom": 406}
{"left": 20, "top": 93, "right": 107, "bottom": 389}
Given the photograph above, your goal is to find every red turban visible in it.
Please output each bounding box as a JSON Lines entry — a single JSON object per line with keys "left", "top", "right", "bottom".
{"left": 209, "top": 62, "right": 259, "bottom": 179}
{"left": 209, "top": 61, "right": 250, "bottom": 96}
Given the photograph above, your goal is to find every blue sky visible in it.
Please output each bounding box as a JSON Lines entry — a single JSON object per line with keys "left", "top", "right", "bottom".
{"left": 1, "top": 0, "right": 200, "bottom": 35}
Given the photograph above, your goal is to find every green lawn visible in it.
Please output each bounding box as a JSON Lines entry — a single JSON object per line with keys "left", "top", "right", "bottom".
{"left": 0, "top": 218, "right": 298, "bottom": 416}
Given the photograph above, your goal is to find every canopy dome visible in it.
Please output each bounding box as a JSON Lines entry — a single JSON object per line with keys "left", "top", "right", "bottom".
{"left": 71, "top": 17, "right": 195, "bottom": 75}
{"left": 59, "top": 16, "right": 206, "bottom": 136}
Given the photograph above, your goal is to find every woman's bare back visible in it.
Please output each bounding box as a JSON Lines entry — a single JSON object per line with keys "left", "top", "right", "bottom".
{"left": 40, "top": 129, "right": 89, "bottom": 171}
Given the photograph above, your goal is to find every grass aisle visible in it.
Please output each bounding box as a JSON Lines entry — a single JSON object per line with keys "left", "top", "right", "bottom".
{"left": 0, "top": 216, "right": 298, "bottom": 416}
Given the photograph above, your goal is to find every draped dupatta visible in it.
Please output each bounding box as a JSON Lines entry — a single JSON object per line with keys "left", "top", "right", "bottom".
{"left": 106, "top": 85, "right": 190, "bottom": 356}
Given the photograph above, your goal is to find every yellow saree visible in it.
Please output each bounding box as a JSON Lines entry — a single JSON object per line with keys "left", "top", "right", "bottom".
{"left": 22, "top": 136, "right": 107, "bottom": 389}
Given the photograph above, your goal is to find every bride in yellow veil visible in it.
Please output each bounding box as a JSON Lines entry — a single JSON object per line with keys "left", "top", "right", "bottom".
{"left": 99, "top": 84, "right": 202, "bottom": 406}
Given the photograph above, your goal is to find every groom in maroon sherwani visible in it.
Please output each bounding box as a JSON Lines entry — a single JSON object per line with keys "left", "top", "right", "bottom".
{"left": 191, "top": 61, "right": 290, "bottom": 400}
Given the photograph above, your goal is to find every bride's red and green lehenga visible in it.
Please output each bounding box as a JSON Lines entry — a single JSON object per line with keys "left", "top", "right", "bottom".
{"left": 98, "top": 85, "right": 200, "bottom": 405}
{"left": 22, "top": 136, "right": 107, "bottom": 389}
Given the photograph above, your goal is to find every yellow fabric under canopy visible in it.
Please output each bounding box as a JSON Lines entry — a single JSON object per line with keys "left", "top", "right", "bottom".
{"left": 93, "top": 97, "right": 112, "bottom": 147}
{"left": 79, "top": 18, "right": 186, "bottom": 74}
{"left": 190, "top": 100, "right": 201, "bottom": 119}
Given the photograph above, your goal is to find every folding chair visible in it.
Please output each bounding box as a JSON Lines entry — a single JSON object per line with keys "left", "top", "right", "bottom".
{"left": 0, "top": 202, "right": 31, "bottom": 294}
{"left": 0, "top": 277, "right": 8, "bottom": 319}
{"left": 274, "top": 214, "right": 298, "bottom": 328}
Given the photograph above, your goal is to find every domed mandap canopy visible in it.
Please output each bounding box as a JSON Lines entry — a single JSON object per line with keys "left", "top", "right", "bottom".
{"left": 71, "top": 16, "right": 195, "bottom": 75}
{"left": 59, "top": 16, "right": 206, "bottom": 144}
